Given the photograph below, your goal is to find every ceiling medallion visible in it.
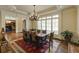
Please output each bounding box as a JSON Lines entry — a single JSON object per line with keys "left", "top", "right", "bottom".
{"left": 29, "top": 5, "right": 38, "bottom": 21}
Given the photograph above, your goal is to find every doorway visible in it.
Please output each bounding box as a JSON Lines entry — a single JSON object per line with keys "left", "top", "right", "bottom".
{"left": 5, "top": 20, "right": 16, "bottom": 32}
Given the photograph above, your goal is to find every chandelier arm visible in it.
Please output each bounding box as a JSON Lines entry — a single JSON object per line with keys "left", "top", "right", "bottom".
{"left": 33, "top": 5, "right": 36, "bottom": 15}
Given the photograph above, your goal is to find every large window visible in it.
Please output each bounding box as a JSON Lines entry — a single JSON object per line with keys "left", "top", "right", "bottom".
{"left": 47, "top": 19, "right": 51, "bottom": 33}
{"left": 52, "top": 15, "right": 59, "bottom": 34}
{"left": 42, "top": 20, "right": 46, "bottom": 30}
{"left": 37, "top": 14, "right": 59, "bottom": 34}
{"left": 37, "top": 20, "right": 41, "bottom": 30}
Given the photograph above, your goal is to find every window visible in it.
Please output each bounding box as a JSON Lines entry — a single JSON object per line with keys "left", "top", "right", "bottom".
{"left": 47, "top": 19, "right": 51, "bottom": 33}
{"left": 37, "top": 20, "right": 41, "bottom": 30}
{"left": 37, "top": 14, "right": 59, "bottom": 34}
{"left": 52, "top": 14, "right": 59, "bottom": 34}
{"left": 52, "top": 19, "right": 58, "bottom": 34}
{"left": 42, "top": 20, "right": 45, "bottom": 30}
{"left": 52, "top": 14, "right": 59, "bottom": 18}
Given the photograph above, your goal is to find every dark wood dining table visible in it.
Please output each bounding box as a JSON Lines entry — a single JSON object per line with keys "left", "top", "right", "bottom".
{"left": 35, "top": 33, "right": 48, "bottom": 48}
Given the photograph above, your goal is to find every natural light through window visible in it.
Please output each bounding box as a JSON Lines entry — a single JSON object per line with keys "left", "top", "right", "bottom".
{"left": 47, "top": 19, "right": 51, "bottom": 33}
{"left": 37, "top": 20, "right": 41, "bottom": 30}
{"left": 37, "top": 14, "right": 59, "bottom": 34}
{"left": 42, "top": 20, "right": 46, "bottom": 30}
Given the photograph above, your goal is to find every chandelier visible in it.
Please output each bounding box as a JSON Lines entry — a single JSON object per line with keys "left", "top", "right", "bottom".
{"left": 29, "top": 5, "right": 38, "bottom": 21}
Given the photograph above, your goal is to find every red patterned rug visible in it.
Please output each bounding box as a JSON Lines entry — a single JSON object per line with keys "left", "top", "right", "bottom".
{"left": 14, "top": 38, "right": 49, "bottom": 53}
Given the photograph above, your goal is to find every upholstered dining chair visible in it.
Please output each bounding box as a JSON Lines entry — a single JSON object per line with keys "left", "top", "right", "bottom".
{"left": 42, "top": 30, "right": 46, "bottom": 34}
{"left": 48, "top": 32, "right": 54, "bottom": 52}
{"left": 37, "top": 30, "right": 41, "bottom": 34}
{"left": 31, "top": 31, "right": 37, "bottom": 42}
{"left": 23, "top": 30, "right": 32, "bottom": 43}
{"left": 49, "top": 32, "right": 54, "bottom": 41}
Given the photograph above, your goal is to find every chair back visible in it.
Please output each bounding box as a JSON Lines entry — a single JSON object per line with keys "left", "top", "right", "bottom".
{"left": 31, "top": 32, "right": 36, "bottom": 42}
{"left": 23, "top": 30, "right": 32, "bottom": 43}
{"left": 49, "top": 32, "right": 54, "bottom": 41}
{"left": 42, "top": 30, "right": 46, "bottom": 34}
{"left": 37, "top": 30, "right": 41, "bottom": 34}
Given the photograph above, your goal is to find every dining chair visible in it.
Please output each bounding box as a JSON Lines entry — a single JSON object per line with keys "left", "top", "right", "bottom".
{"left": 23, "top": 30, "right": 32, "bottom": 43}
{"left": 37, "top": 30, "right": 41, "bottom": 34}
{"left": 42, "top": 30, "right": 46, "bottom": 34}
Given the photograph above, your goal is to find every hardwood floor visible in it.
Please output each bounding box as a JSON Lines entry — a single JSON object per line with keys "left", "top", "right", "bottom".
{"left": 4, "top": 32, "right": 24, "bottom": 53}
{"left": 53, "top": 39, "right": 79, "bottom": 53}
{"left": 2, "top": 32, "right": 79, "bottom": 53}
{"left": 68, "top": 43, "right": 79, "bottom": 53}
{"left": 53, "top": 40, "right": 68, "bottom": 53}
{"left": 5, "top": 32, "right": 23, "bottom": 41}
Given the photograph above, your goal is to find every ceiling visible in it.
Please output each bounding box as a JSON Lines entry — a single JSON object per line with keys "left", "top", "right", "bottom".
{"left": 0, "top": 5, "right": 54, "bottom": 13}
{"left": 0, "top": 5, "right": 74, "bottom": 15}
{"left": 15, "top": 5, "right": 54, "bottom": 13}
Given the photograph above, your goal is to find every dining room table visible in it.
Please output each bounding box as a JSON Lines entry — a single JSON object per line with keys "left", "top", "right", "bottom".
{"left": 35, "top": 32, "right": 49, "bottom": 48}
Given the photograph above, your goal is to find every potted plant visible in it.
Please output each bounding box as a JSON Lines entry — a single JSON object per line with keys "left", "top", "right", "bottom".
{"left": 61, "top": 30, "right": 73, "bottom": 43}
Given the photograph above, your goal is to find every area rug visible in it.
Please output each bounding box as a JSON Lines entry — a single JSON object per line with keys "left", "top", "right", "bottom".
{"left": 14, "top": 38, "right": 49, "bottom": 53}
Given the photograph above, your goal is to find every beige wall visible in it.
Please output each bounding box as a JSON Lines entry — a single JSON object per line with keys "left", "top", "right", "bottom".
{"left": 16, "top": 15, "right": 24, "bottom": 33}
{"left": 0, "top": 11, "right": 2, "bottom": 28}
{"left": 59, "top": 7, "right": 77, "bottom": 39}
{"left": 61, "top": 7, "right": 77, "bottom": 33}
{"left": 77, "top": 6, "right": 79, "bottom": 39}
{"left": 26, "top": 17, "right": 31, "bottom": 31}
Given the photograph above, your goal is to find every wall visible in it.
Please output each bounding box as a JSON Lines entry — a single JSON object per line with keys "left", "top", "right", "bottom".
{"left": 16, "top": 15, "right": 24, "bottom": 33}
{"left": 25, "top": 16, "right": 31, "bottom": 31}
{"left": 77, "top": 6, "right": 79, "bottom": 39}
{"left": 0, "top": 11, "right": 2, "bottom": 28}
{"left": 0, "top": 10, "right": 28, "bottom": 33}
{"left": 58, "top": 7, "right": 77, "bottom": 39}
{"left": 61, "top": 7, "right": 77, "bottom": 33}
{"left": 1, "top": 10, "right": 17, "bottom": 31}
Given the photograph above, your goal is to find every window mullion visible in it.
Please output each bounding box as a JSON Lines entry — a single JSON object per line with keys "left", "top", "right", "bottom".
{"left": 46, "top": 17, "right": 47, "bottom": 32}
{"left": 41, "top": 19, "right": 42, "bottom": 30}
{"left": 51, "top": 16, "right": 53, "bottom": 33}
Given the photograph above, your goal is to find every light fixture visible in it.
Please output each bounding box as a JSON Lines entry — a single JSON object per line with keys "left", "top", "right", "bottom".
{"left": 29, "top": 5, "right": 38, "bottom": 21}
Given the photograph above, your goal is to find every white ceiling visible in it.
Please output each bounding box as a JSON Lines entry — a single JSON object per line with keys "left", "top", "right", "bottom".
{"left": 15, "top": 5, "right": 54, "bottom": 13}
{"left": 0, "top": 5, "right": 74, "bottom": 15}
{"left": 0, "top": 5, "right": 54, "bottom": 13}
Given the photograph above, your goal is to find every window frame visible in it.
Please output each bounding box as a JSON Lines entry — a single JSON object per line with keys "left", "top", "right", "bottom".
{"left": 37, "top": 14, "right": 59, "bottom": 34}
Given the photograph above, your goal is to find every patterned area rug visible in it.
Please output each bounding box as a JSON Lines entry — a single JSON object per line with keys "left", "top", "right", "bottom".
{"left": 14, "top": 38, "right": 49, "bottom": 53}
